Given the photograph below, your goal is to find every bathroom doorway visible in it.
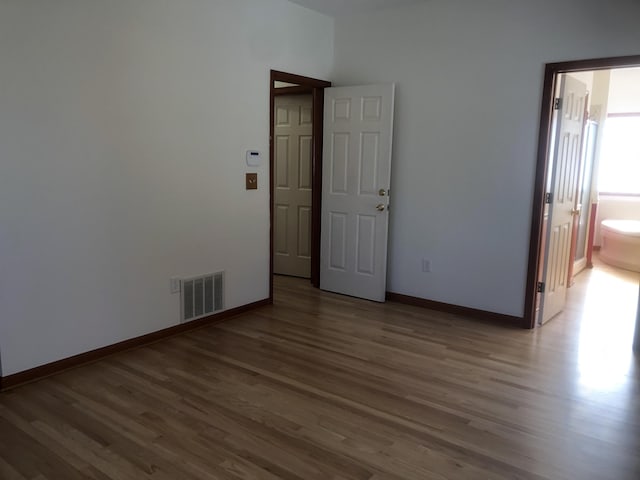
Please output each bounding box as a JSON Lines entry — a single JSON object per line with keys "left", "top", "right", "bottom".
{"left": 527, "top": 55, "right": 640, "bottom": 335}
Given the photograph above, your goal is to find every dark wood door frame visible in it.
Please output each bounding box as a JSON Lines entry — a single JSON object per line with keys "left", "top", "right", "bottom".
{"left": 269, "top": 70, "right": 331, "bottom": 301}
{"left": 523, "top": 54, "right": 640, "bottom": 329}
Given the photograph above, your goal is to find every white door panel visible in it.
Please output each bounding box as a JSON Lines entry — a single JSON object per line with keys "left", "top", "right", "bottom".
{"left": 540, "top": 75, "right": 587, "bottom": 324}
{"left": 320, "top": 84, "right": 395, "bottom": 302}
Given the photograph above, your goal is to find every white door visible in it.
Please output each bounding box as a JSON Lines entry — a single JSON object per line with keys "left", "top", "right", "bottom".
{"left": 320, "top": 84, "right": 395, "bottom": 302}
{"left": 540, "top": 74, "right": 587, "bottom": 324}
{"left": 273, "top": 95, "right": 313, "bottom": 278}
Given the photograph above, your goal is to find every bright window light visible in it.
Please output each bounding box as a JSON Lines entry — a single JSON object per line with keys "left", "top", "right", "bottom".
{"left": 598, "top": 115, "right": 640, "bottom": 195}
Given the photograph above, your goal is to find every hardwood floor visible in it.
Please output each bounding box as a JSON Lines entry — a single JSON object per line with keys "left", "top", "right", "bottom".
{"left": 1, "top": 272, "right": 639, "bottom": 479}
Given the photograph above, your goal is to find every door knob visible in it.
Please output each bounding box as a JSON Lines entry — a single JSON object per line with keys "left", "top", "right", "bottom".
{"left": 378, "top": 188, "right": 387, "bottom": 197}
{"left": 570, "top": 208, "right": 581, "bottom": 216}
{"left": 376, "top": 204, "right": 385, "bottom": 212}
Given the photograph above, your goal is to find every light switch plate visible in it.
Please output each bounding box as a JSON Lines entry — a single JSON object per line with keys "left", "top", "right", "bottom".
{"left": 246, "top": 173, "right": 257, "bottom": 190}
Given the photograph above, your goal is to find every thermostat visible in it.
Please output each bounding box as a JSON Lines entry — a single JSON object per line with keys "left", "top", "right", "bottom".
{"left": 246, "top": 150, "right": 262, "bottom": 167}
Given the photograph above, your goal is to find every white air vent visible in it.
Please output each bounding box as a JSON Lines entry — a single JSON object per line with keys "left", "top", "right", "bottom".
{"left": 181, "top": 271, "right": 224, "bottom": 322}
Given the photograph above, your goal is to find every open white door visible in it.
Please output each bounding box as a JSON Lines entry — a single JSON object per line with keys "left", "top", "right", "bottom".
{"left": 320, "top": 84, "right": 395, "bottom": 302}
{"left": 540, "top": 74, "right": 587, "bottom": 324}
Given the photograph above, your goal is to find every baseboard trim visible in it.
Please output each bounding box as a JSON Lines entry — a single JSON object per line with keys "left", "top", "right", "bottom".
{"left": 0, "top": 298, "right": 271, "bottom": 391}
{"left": 386, "top": 292, "right": 523, "bottom": 327}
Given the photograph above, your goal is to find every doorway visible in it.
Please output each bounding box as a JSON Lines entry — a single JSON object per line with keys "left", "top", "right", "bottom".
{"left": 273, "top": 93, "right": 313, "bottom": 278}
{"left": 269, "top": 71, "right": 331, "bottom": 300}
{"left": 270, "top": 74, "right": 397, "bottom": 303}
{"left": 525, "top": 54, "right": 640, "bottom": 328}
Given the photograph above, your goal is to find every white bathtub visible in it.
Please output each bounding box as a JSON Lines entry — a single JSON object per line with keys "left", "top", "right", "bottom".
{"left": 600, "top": 219, "right": 640, "bottom": 272}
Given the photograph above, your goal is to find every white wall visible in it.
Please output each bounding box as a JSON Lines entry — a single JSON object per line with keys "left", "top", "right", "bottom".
{"left": 332, "top": 0, "right": 640, "bottom": 316}
{"left": 0, "top": 0, "right": 333, "bottom": 376}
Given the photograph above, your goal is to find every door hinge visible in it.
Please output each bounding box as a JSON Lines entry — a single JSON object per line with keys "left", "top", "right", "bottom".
{"left": 544, "top": 192, "right": 553, "bottom": 204}
{"left": 537, "top": 282, "right": 545, "bottom": 293}
{"left": 553, "top": 97, "right": 562, "bottom": 110}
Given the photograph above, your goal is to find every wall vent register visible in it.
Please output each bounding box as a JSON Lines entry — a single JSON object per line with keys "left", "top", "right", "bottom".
{"left": 181, "top": 272, "right": 224, "bottom": 322}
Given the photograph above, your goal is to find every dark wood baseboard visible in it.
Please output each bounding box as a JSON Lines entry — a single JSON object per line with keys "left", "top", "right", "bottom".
{"left": 0, "top": 298, "right": 271, "bottom": 391}
{"left": 386, "top": 292, "right": 524, "bottom": 327}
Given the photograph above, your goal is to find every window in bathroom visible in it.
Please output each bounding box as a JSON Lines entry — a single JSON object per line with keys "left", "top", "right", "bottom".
{"left": 598, "top": 114, "right": 640, "bottom": 195}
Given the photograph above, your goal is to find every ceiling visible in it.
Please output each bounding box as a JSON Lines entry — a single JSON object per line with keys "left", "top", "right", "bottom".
{"left": 286, "top": 0, "right": 427, "bottom": 17}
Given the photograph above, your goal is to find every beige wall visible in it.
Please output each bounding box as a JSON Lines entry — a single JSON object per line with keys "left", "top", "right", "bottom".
{"left": 607, "top": 67, "right": 640, "bottom": 113}
{"left": 571, "top": 71, "right": 594, "bottom": 94}
{"left": 593, "top": 67, "right": 640, "bottom": 243}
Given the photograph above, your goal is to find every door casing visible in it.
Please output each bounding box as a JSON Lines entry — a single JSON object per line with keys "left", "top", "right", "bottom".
{"left": 524, "top": 54, "right": 640, "bottom": 328}
{"left": 269, "top": 70, "right": 331, "bottom": 300}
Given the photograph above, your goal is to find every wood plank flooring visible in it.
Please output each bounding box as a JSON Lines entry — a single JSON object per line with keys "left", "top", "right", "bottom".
{"left": 1, "top": 271, "right": 639, "bottom": 479}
